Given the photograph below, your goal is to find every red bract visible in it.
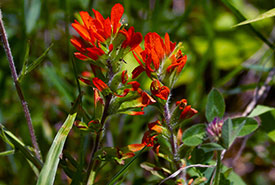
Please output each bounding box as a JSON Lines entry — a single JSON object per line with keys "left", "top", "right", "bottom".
{"left": 72, "top": 4, "right": 123, "bottom": 44}
{"left": 71, "top": 4, "right": 124, "bottom": 61}
{"left": 141, "top": 92, "right": 156, "bottom": 109}
{"left": 92, "top": 78, "right": 109, "bottom": 92}
{"left": 132, "top": 32, "right": 188, "bottom": 79}
{"left": 121, "top": 70, "right": 128, "bottom": 84}
{"left": 93, "top": 88, "right": 103, "bottom": 107}
{"left": 150, "top": 79, "right": 170, "bottom": 100}
{"left": 166, "top": 50, "right": 187, "bottom": 74}
{"left": 119, "top": 26, "right": 143, "bottom": 50}
{"left": 176, "top": 99, "right": 198, "bottom": 120}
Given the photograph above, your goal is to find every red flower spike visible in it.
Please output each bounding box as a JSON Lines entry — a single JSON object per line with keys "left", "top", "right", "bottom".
{"left": 150, "top": 80, "right": 170, "bottom": 100}
{"left": 92, "top": 78, "right": 109, "bottom": 92}
{"left": 132, "top": 32, "right": 187, "bottom": 78}
{"left": 111, "top": 4, "right": 124, "bottom": 34}
{"left": 121, "top": 70, "right": 128, "bottom": 84}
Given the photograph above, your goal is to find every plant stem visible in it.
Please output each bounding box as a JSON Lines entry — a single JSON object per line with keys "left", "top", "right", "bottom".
{"left": 86, "top": 59, "right": 114, "bottom": 184}
{"left": 163, "top": 101, "right": 186, "bottom": 183}
{"left": 0, "top": 10, "right": 42, "bottom": 160}
{"left": 213, "top": 151, "right": 222, "bottom": 185}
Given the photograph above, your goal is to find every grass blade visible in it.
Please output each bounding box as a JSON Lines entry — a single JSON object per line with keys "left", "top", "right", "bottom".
{"left": 0, "top": 124, "right": 43, "bottom": 170}
{"left": 107, "top": 146, "right": 147, "bottom": 185}
{"left": 36, "top": 113, "right": 77, "bottom": 185}
{"left": 0, "top": 149, "right": 15, "bottom": 156}
{"left": 233, "top": 8, "right": 275, "bottom": 27}
{"left": 221, "top": 0, "right": 274, "bottom": 49}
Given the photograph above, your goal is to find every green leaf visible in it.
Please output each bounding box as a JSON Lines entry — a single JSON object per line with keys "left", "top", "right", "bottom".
{"left": 25, "top": 0, "right": 41, "bottom": 34}
{"left": 260, "top": 112, "right": 275, "bottom": 142}
{"left": 0, "top": 149, "right": 15, "bottom": 156}
{"left": 140, "top": 162, "right": 170, "bottom": 179}
{"left": 182, "top": 124, "right": 206, "bottom": 146}
{"left": 233, "top": 8, "right": 275, "bottom": 27}
{"left": 232, "top": 117, "right": 258, "bottom": 137}
{"left": 20, "top": 41, "right": 31, "bottom": 80}
{"left": 36, "top": 113, "right": 77, "bottom": 185}
{"left": 221, "top": 118, "right": 233, "bottom": 149}
{"left": 19, "top": 43, "right": 53, "bottom": 82}
{"left": 205, "top": 88, "right": 225, "bottom": 122}
{"left": 0, "top": 124, "right": 43, "bottom": 170}
{"left": 200, "top": 143, "right": 224, "bottom": 153}
{"left": 248, "top": 105, "right": 275, "bottom": 117}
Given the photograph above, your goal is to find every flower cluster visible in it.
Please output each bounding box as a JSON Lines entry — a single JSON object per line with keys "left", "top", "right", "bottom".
{"left": 71, "top": 3, "right": 197, "bottom": 162}
{"left": 206, "top": 117, "right": 224, "bottom": 142}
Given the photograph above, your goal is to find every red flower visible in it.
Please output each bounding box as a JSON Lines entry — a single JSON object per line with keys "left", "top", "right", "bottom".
{"left": 141, "top": 92, "right": 156, "bottom": 109}
{"left": 72, "top": 4, "right": 123, "bottom": 44}
{"left": 119, "top": 27, "right": 143, "bottom": 50}
{"left": 166, "top": 50, "right": 187, "bottom": 74}
{"left": 176, "top": 99, "right": 198, "bottom": 120}
{"left": 127, "top": 81, "right": 141, "bottom": 92}
{"left": 132, "top": 32, "right": 188, "bottom": 79}
{"left": 71, "top": 4, "right": 124, "bottom": 61}
{"left": 150, "top": 80, "right": 170, "bottom": 100}
{"left": 92, "top": 78, "right": 109, "bottom": 92}
{"left": 121, "top": 70, "right": 128, "bottom": 84}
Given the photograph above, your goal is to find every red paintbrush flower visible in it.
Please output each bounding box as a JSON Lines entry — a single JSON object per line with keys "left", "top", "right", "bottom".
{"left": 132, "top": 32, "right": 187, "bottom": 79}
{"left": 92, "top": 77, "right": 109, "bottom": 92}
{"left": 150, "top": 79, "right": 170, "bottom": 100}
{"left": 176, "top": 99, "right": 198, "bottom": 120}
{"left": 119, "top": 26, "right": 143, "bottom": 51}
{"left": 71, "top": 4, "right": 124, "bottom": 61}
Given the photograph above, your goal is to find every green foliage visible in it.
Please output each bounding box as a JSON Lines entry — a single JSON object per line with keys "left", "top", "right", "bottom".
{"left": 233, "top": 8, "right": 275, "bottom": 27}
{"left": 182, "top": 124, "right": 206, "bottom": 146}
{"left": 205, "top": 88, "right": 225, "bottom": 122}
{"left": 36, "top": 113, "right": 76, "bottom": 185}
{"left": 232, "top": 117, "right": 258, "bottom": 137}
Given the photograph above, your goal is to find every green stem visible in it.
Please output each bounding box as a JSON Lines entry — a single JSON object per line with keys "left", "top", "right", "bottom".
{"left": 214, "top": 151, "right": 222, "bottom": 185}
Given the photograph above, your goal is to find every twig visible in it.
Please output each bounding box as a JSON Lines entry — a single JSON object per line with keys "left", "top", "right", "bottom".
{"left": 0, "top": 9, "right": 41, "bottom": 160}
{"left": 159, "top": 164, "right": 215, "bottom": 185}
{"left": 232, "top": 68, "right": 275, "bottom": 165}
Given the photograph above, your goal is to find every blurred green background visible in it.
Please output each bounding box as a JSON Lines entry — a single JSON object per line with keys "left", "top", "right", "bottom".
{"left": 0, "top": 0, "right": 274, "bottom": 184}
